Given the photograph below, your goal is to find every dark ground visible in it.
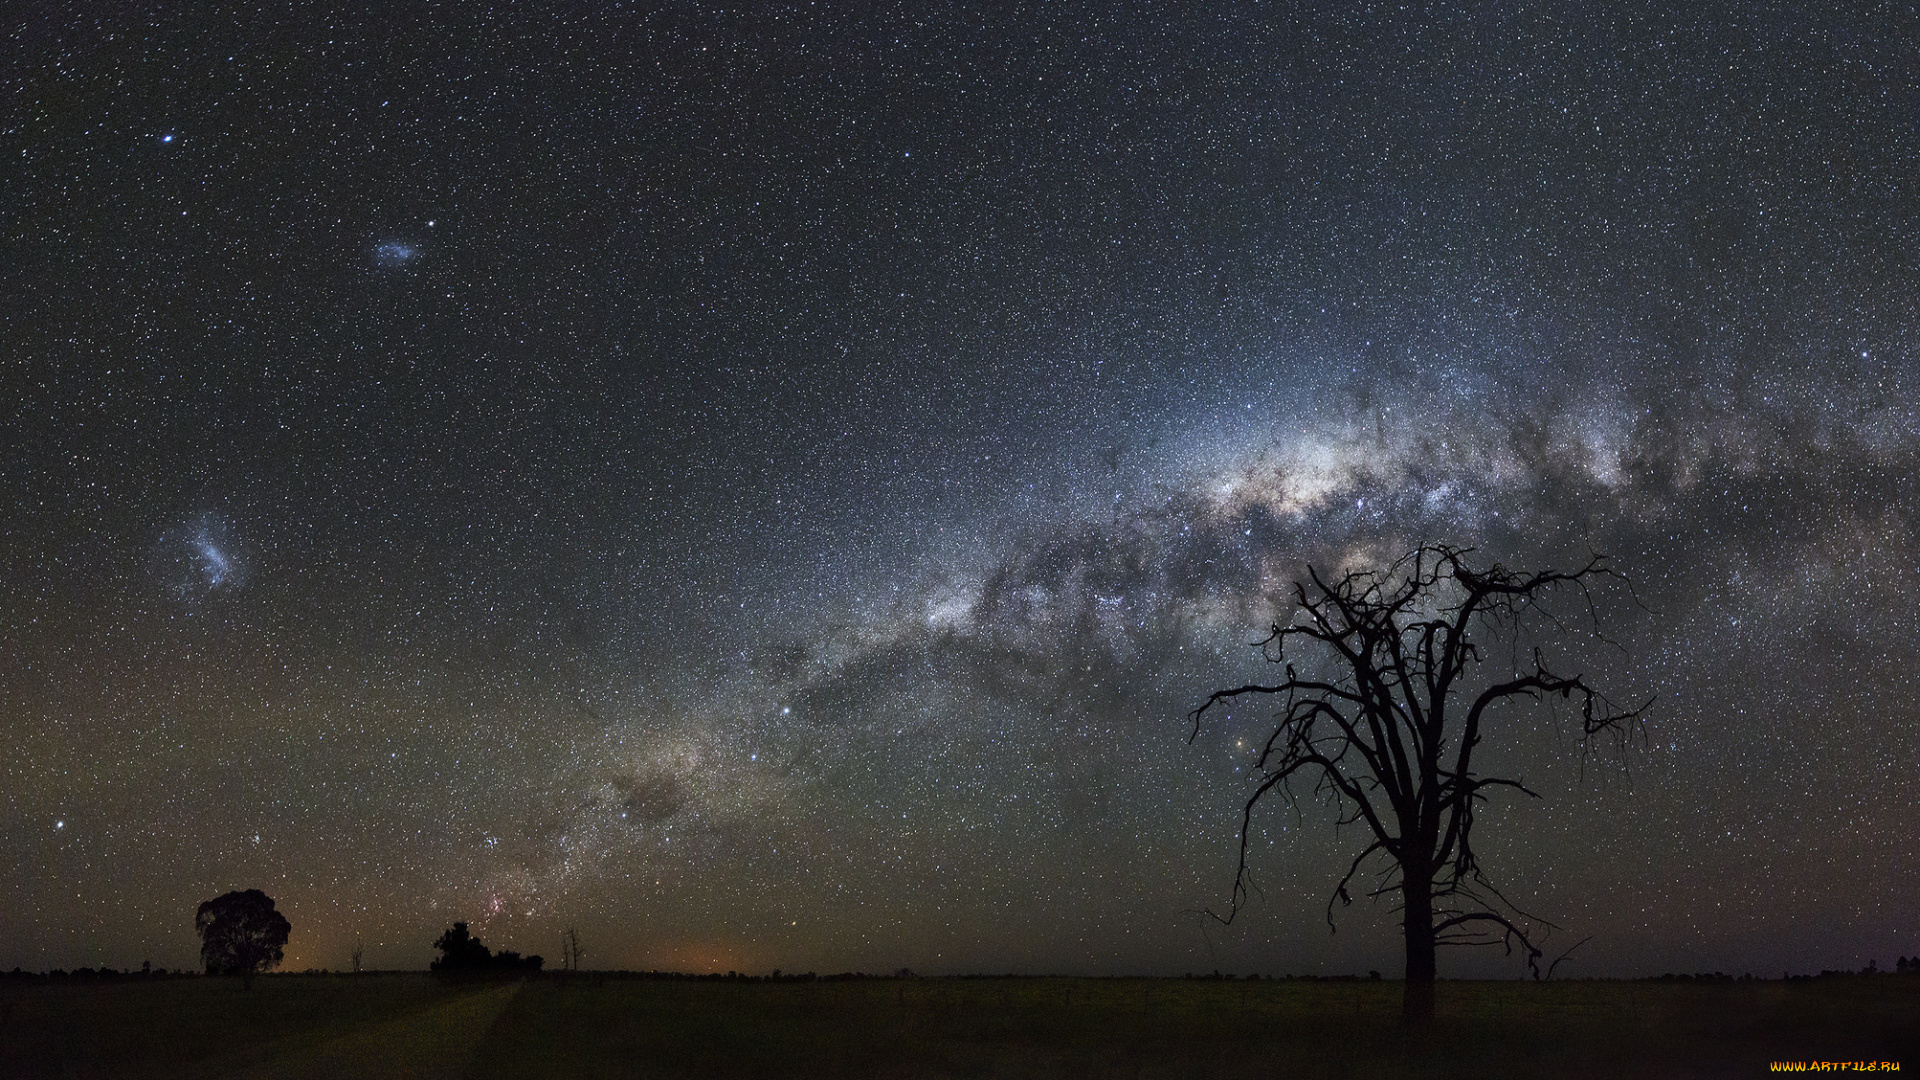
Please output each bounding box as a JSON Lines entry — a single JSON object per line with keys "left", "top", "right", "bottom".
{"left": 2, "top": 972, "right": 1913, "bottom": 1078}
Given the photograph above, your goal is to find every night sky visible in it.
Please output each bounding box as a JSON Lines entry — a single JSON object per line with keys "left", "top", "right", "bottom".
{"left": 6, "top": 2, "right": 1919, "bottom": 979}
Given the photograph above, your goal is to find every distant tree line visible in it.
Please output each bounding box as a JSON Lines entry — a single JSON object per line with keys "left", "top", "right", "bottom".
{"left": 1647, "top": 962, "right": 1920, "bottom": 982}
{"left": 11, "top": 959, "right": 1920, "bottom": 982}
{"left": 3, "top": 962, "right": 180, "bottom": 979}
{"left": 0, "top": 965, "right": 366, "bottom": 979}
{"left": 500, "top": 969, "right": 894, "bottom": 983}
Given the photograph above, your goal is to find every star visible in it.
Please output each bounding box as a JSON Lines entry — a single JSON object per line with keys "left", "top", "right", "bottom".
{"left": 6, "top": 3, "right": 1915, "bottom": 985}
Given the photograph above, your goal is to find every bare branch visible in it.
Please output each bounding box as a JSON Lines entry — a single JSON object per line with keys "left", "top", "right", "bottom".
{"left": 1545, "top": 935, "right": 1593, "bottom": 981}
{"left": 1326, "top": 840, "right": 1388, "bottom": 934}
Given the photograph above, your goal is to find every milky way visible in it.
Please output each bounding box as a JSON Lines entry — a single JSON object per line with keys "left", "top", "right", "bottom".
{"left": 5, "top": 3, "right": 1918, "bottom": 978}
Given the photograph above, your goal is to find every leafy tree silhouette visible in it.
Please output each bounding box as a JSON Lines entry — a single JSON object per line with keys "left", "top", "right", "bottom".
{"left": 431, "top": 922, "right": 544, "bottom": 973}
{"left": 431, "top": 922, "right": 492, "bottom": 970}
{"left": 194, "top": 889, "right": 291, "bottom": 988}
{"left": 1189, "top": 545, "right": 1646, "bottom": 1024}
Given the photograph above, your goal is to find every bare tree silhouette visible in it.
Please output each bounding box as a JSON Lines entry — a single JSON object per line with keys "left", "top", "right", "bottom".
{"left": 562, "top": 927, "right": 583, "bottom": 973}
{"left": 1189, "top": 545, "right": 1647, "bottom": 1023}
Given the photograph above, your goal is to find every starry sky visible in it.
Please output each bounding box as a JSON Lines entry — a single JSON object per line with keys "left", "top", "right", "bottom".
{"left": 6, "top": 2, "right": 1919, "bottom": 979}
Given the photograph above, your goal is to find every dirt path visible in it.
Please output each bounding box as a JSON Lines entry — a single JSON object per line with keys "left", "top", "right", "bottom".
{"left": 216, "top": 981, "right": 523, "bottom": 1080}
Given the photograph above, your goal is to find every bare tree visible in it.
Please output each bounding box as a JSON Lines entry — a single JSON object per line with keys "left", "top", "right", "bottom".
{"left": 1188, "top": 545, "right": 1647, "bottom": 1023}
{"left": 562, "top": 927, "right": 583, "bottom": 973}
{"left": 351, "top": 936, "right": 364, "bottom": 974}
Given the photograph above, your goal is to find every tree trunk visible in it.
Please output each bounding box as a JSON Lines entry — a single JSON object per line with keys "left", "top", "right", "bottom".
{"left": 1401, "top": 874, "right": 1436, "bottom": 1024}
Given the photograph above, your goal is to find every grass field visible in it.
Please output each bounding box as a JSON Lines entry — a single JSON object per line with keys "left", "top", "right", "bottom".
{"left": 3, "top": 972, "right": 1914, "bottom": 1078}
